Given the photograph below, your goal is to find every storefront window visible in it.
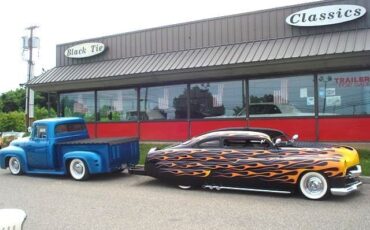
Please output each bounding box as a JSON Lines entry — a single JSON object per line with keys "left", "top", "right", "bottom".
{"left": 190, "top": 80, "right": 245, "bottom": 119}
{"left": 249, "top": 76, "right": 314, "bottom": 117}
{"left": 318, "top": 70, "right": 370, "bottom": 116}
{"left": 60, "top": 92, "right": 95, "bottom": 122}
{"left": 97, "top": 89, "right": 138, "bottom": 121}
{"left": 140, "top": 84, "right": 187, "bottom": 120}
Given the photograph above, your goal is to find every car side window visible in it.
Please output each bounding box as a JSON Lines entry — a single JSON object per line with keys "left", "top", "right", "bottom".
{"left": 223, "top": 138, "right": 270, "bottom": 149}
{"left": 196, "top": 139, "right": 220, "bottom": 148}
{"left": 35, "top": 126, "right": 47, "bottom": 139}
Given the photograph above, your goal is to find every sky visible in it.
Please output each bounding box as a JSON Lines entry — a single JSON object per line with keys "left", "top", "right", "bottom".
{"left": 0, "top": 0, "right": 320, "bottom": 94}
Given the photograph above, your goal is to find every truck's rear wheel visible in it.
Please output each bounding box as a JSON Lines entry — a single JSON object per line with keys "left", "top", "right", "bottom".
{"left": 8, "top": 157, "right": 23, "bottom": 175}
{"left": 69, "top": 159, "right": 90, "bottom": 181}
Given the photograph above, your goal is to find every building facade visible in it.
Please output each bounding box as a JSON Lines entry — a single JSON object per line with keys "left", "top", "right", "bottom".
{"left": 29, "top": 0, "right": 370, "bottom": 142}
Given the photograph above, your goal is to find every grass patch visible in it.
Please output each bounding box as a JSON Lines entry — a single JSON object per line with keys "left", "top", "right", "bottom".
{"left": 139, "top": 143, "right": 170, "bottom": 165}
{"left": 139, "top": 145, "right": 370, "bottom": 176}
{"left": 359, "top": 149, "right": 370, "bottom": 176}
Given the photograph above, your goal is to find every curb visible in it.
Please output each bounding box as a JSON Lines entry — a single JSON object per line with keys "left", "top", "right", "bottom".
{"left": 360, "top": 176, "right": 370, "bottom": 184}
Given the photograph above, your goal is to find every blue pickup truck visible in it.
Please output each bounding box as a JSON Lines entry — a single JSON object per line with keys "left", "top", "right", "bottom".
{"left": 0, "top": 117, "right": 139, "bottom": 180}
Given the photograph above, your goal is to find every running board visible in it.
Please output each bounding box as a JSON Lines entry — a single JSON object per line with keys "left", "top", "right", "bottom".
{"left": 202, "top": 185, "right": 291, "bottom": 194}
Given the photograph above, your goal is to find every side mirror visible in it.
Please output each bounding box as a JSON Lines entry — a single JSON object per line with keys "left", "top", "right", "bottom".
{"left": 27, "top": 127, "right": 32, "bottom": 133}
{"left": 292, "top": 134, "right": 299, "bottom": 142}
{"left": 275, "top": 138, "right": 282, "bottom": 145}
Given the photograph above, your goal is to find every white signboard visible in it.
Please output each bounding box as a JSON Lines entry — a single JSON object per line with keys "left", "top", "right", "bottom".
{"left": 326, "top": 88, "right": 336, "bottom": 96}
{"left": 286, "top": 5, "right": 366, "bottom": 27}
{"left": 300, "top": 88, "right": 307, "bottom": 98}
{"left": 65, "top": 42, "right": 105, "bottom": 58}
{"left": 326, "top": 96, "right": 341, "bottom": 107}
{"left": 307, "top": 97, "right": 315, "bottom": 106}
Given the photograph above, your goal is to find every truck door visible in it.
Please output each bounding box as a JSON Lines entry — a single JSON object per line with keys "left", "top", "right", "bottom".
{"left": 27, "top": 125, "right": 49, "bottom": 169}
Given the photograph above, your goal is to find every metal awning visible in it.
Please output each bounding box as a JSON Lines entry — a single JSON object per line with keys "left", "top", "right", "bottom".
{"left": 29, "top": 28, "right": 370, "bottom": 92}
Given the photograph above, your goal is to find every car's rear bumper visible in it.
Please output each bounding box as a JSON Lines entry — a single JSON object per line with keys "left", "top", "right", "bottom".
{"left": 330, "top": 181, "right": 362, "bottom": 196}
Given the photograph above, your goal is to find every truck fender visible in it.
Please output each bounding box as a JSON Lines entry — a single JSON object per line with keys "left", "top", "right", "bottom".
{"left": 0, "top": 146, "right": 28, "bottom": 171}
{"left": 63, "top": 151, "right": 103, "bottom": 174}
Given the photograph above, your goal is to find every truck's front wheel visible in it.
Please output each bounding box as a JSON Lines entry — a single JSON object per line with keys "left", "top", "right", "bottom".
{"left": 69, "top": 159, "right": 90, "bottom": 181}
{"left": 8, "top": 157, "right": 23, "bottom": 175}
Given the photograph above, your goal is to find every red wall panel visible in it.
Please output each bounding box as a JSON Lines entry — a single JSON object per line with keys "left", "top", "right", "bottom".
{"left": 91, "top": 117, "right": 370, "bottom": 142}
{"left": 140, "top": 122, "right": 188, "bottom": 141}
{"left": 249, "top": 118, "right": 316, "bottom": 141}
{"left": 86, "top": 123, "right": 96, "bottom": 138}
{"left": 319, "top": 117, "right": 370, "bottom": 141}
{"left": 97, "top": 122, "right": 138, "bottom": 138}
{"left": 190, "top": 120, "right": 247, "bottom": 137}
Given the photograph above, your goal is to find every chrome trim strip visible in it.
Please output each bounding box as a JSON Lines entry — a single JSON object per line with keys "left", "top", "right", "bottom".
{"left": 349, "top": 165, "right": 362, "bottom": 178}
{"left": 330, "top": 181, "right": 362, "bottom": 196}
{"left": 202, "top": 185, "right": 291, "bottom": 194}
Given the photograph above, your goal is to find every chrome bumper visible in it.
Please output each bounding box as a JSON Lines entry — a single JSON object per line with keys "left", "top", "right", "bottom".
{"left": 331, "top": 165, "right": 362, "bottom": 196}
{"left": 330, "top": 181, "right": 362, "bottom": 196}
{"left": 349, "top": 165, "right": 362, "bottom": 178}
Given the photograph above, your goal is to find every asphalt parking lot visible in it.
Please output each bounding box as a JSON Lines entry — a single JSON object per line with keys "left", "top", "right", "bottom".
{"left": 0, "top": 170, "right": 369, "bottom": 230}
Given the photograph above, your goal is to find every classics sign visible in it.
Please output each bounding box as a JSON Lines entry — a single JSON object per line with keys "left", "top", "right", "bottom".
{"left": 286, "top": 5, "right": 366, "bottom": 27}
{"left": 65, "top": 42, "right": 105, "bottom": 58}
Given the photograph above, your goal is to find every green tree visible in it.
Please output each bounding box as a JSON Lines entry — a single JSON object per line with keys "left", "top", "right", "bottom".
{"left": 250, "top": 94, "right": 274, "bottom": 103}
{"left": 35, "top": 106, "right": 57, "bottom": 120}
{"left": 0, "top": 88, "right": 25, "bottom": 112}
{"left": 0, "top": 111, "right": 25, "bottom": 132}
{"left": 0, "top": 88, "right": 57, "bottom": 113}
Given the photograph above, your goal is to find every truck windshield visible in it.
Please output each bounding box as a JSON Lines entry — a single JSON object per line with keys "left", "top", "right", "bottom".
{"left": 55, "top": 123, "right": 87, "bottom": 135}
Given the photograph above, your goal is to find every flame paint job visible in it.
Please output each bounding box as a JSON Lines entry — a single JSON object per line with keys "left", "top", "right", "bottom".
{"left": 144, "top": 130, "right": 360, "bottom": 192}
{"left": 147, "top": 148, "right": 345, "bottom": 184}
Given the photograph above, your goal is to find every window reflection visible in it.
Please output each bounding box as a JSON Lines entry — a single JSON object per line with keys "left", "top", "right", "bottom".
{"left": 318, "top": 70, "right": 370, "bottom": 116}
{"left": 60, "top": 92, "right": 95, "bottom": 122}
{"left": 140, "top": 84, "right": 187, "bottom": 120}
{"left": 189, "top": 81, "right": 245, "bottom": 119}
{"left": 97, "top": 89, "right": 137, "bottom": 121}
{"left": 249, "top": 76, "right": 314, "bottom": 117}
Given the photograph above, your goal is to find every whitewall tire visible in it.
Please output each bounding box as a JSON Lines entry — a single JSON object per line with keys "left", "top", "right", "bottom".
{"left": 69, "top": 159, "right": 90, "bottom": 181}
{"left": 8, "top": 157, "right": 22, "bottom": 175}
{"left": 178, "top": 185, "right": 192, "bottom": 190}
{"left": 299, "top": 172, "right": 328, "bottom": 200}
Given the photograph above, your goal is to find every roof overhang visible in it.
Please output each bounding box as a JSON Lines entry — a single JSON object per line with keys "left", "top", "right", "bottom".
{"left": 28, "top": 28, "right": 370, "bottom": 93}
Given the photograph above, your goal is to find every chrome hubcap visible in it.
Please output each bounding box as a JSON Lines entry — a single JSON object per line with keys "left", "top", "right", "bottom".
{"left": 73, "top": 162, "right": 83, "bottom": 174}
{"left": 11, "top": 160, "right": 20, "bottom": 171}
{"left": 305, "top": 177, "right": 323, "bottom": 194}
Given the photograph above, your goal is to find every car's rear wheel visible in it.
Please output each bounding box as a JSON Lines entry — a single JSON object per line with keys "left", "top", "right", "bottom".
{"left": 8, "top": 157, "right": 23, "bottom": 175}
{"left": 178, "top": 185, "right": 192, "bottom": 190}
{"left": 299, "top": 172, "right": 328, "bottom": 200}
{"left": 69, "top": 159, "right": 90, "bottom": 181}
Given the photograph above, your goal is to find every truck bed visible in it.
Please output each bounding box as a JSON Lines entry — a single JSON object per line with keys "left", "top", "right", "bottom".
{"left": 57, "top": 137, "right": 138, "bottom": 145}
{"left": 57, "top": 137, "right": 140, "bottom": 173}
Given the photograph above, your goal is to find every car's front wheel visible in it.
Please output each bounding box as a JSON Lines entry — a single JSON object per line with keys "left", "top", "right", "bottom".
{"left": 299, "top": 172, "right": 328, "bottom": 200}
{"left": 69, "top": 159, "right": 90, "bottom": 181}
{"left": 8, "top": 157, "right": 23, "bottom": 175}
